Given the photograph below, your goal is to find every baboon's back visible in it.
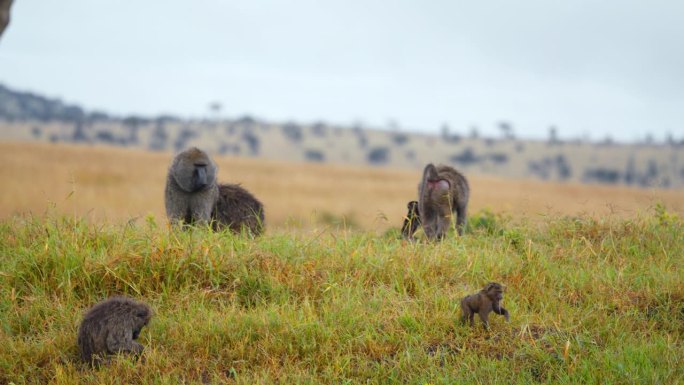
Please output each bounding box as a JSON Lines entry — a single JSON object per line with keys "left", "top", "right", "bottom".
{"left": 436, "top": 164, "right": 469, "bottom": 204}
{"left": 212, "top": 183, "right": 265, "bottom": 235}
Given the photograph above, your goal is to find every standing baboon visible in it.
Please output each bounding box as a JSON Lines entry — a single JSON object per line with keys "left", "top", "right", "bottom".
{"left": 213, "top": 183, "right": 265, "bottom": 235}
{"left": 77, "top": 296, "right": 153, "bottom": 365}
{"left": 165, "top": 147, "right": 219, "bottom": 226}
{"left": 418, "top": 163, "right": 469, "bottom": 240}
{"left": 460, "top": 282, "right": 510, "bottom": 329}
{"left": 401, "top": 200, "right": 421, "bottom": 240}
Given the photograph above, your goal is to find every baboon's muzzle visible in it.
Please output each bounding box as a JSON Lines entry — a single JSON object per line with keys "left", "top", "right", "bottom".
{"left": 193, "top": 166, "right": 208, "bottom": 190}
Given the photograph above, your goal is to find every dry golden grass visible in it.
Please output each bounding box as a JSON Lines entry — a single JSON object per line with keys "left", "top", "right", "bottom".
{"left": 1, "top": 141, "right": 682, "bottom": 230}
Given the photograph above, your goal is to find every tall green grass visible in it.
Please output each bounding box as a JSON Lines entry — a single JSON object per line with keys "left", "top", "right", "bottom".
{"left": 1, "top": 207, "right": 682, "bottom": 384}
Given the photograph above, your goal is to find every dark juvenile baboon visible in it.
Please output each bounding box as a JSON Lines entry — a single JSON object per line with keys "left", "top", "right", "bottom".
{"left": 418, "top": 163, "right": 469, "bottom": 240}
{"left": 461, "top": 282, "right": 510, "bottom": 330}
{"left": 212, "top": 183, "right": 265, "bottom": 235}
{"left": 77, "top": 296, "right": 152, "bottom": 365}
{"left": 401, "top": 200, "right": 421, "bottom": 240}
{"left": 165, "top": 147, "right": 219, "bottom": 226}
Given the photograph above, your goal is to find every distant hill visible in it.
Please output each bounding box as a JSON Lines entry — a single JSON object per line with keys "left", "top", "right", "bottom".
{"left": 1, "top": 83, "right": 683, "bottom": 188}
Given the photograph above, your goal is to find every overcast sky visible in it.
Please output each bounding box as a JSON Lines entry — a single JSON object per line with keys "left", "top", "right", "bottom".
{"left": 1, "top": 0, "right": 682, "bottom": 141}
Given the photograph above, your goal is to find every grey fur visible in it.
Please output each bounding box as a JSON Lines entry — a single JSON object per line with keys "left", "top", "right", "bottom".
{"left": 212, "top": 183, "right": 265, "bottom": 236}
{"left": 460, "top": 282, "right": 510, "bottom": 330}
{"left": 77, "top": 296, "right": 152, "bottom": 365}
{"left": 165, "top": 147, "right": 219, "bottom": 226}
{"left": 418, "top": 163, "right": 470, "bottom": 240}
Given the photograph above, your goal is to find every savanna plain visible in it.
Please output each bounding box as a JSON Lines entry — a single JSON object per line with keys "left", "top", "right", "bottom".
{"left": 1, "top": 142, "right": 683, "bottom": 384}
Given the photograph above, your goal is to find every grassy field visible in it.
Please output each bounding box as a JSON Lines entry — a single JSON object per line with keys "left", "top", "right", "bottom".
{"left": 1, "top": 207, "right": 682, "bottom": 383}
{"left": 0, "top": 142, "right": 683, "bottom": 383}
{"left": 1, "top": 142, "right": 682, "bottom": 231}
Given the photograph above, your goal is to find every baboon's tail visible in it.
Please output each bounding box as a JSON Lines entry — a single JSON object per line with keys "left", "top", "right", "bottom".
{"left": 422, "top": 163, "right": 438, "bottom": 182}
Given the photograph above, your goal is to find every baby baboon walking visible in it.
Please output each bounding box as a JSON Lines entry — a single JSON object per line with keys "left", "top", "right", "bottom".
{"left": 418, "top": 163, "right": 469, "bottom": 240}
{"left": 77, "top": 296, "right": 152, "bottom": 365}
{"left": 165, "top": 147, "right": 219, "bottom": 226}
{"left": 401, "top": 200, "right": 421, "bottom": 241}
{"left": 461, "top": 282, "right": 510, "bottom": 330}
{"left": 164, "top": 147, "right": 265, "bottom": 235}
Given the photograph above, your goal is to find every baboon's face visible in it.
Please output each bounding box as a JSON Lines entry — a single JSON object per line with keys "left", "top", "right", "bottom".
{"left": 486, "top": 283, "right": 504, "bottom": 301}
{"left": 191, "top": 162, "right": 210, "bottom": 191}
{"left": 173, "top": 148, "right": 217, "bottom": 192}
{"left": 132, "top": 306, "right": 152, "bottom": 340}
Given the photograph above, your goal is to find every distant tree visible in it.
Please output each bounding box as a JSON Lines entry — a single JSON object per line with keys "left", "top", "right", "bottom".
{"left": 643, "top": 133, "right": 654, "bottom": 146}
{"left": 122, "top": 116, "right": 146, "bottom": 127}
{"left": 441, "top": 123, "right": 461, "bottom": 144}
{"left": 218, "top": 142, "right": 241, "bottom": 155}
{"left": 242, "top": 130, "right": 260, "bottom": 155}
{"left": 665, "top": 132, "right": 675, "bottom": 146}
{"left": 304, "top": 149, "right": 325, "bottom": 162}
{"left": 224, "top": 123, "right": 237, "bottom": 136}
{"left": 449, "top": 147, "right": 481, "bottom": 166}
{"left": 311, "top": 121, "right": 328, "bottom": 137}
{"left": 351, "top": 122, "right": 364, "bottom": 134}
{"left": 469, "top": 125, "right": 480, "bottom": 139}
{"left": 548, "top": 125, "right": 559, "bottom": 145}
{"left": 88, "top": 111, "right": 111, "bottom": 122}
{"left": 62, "top": 106, "right": 85, "bottom": 123}
{"left": 441, "top": 123, "right": 450, "bottom": 139}
{"left": 641, "top": 159, "right": 659, "bottom": 186}
{"left": 236, "top": 115, "right": 256, "bottom": 125}
{"left": 405, "top": 150, "right": 415, "bottom": 160}
{"left": 391, "top": 132, "right": 409, "bottom": 146}
{"left": 31, "top": 126, "right": 41, "bottom": 139}
{"left": 174, "top": 128, "right": 197, "bottom": 151}
{"left": 156, "top": 115, "right": 180, "bottom": 125}
{"left": 624, "top": 156, "right": 636, "bottom": 185}
{"left": 488, "top": 153, "right": 509, "bottom": 164}
{"left": 357, "top": 131, "right": 368, "bottom": 148}
{"left": 208, "top": 101, "right": 222, "bottom": 121}
{"left": 528, "top": 158, "right": 551, "bottom": 180}
{"left": 71, "top": 121, "right": 89, "bottom": 143}
{"left": 583, "top": 168, "right": 621, "bottom": 184}
{"left": 556, "top": 154, "right": 572, "bottom": 180}
{"left": 498, "top": 121, "right": 514, "bottom": 140}
{"left": 282, "top": 122, "right": 303, "bottom": 142}
{"left": 367, "top": 147, "right": 389, "bottom": 165}
{"left": 148, "top": 122, "right": 168, "bottom": 151}
{"left": 600, "top": 135, "right": 614, "bottom": 146}
{"left": 95, "top": 131, "right": 117, "bottom": 145}
{"left": 122, "top": 116, "right": 143, "bottom": 145}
